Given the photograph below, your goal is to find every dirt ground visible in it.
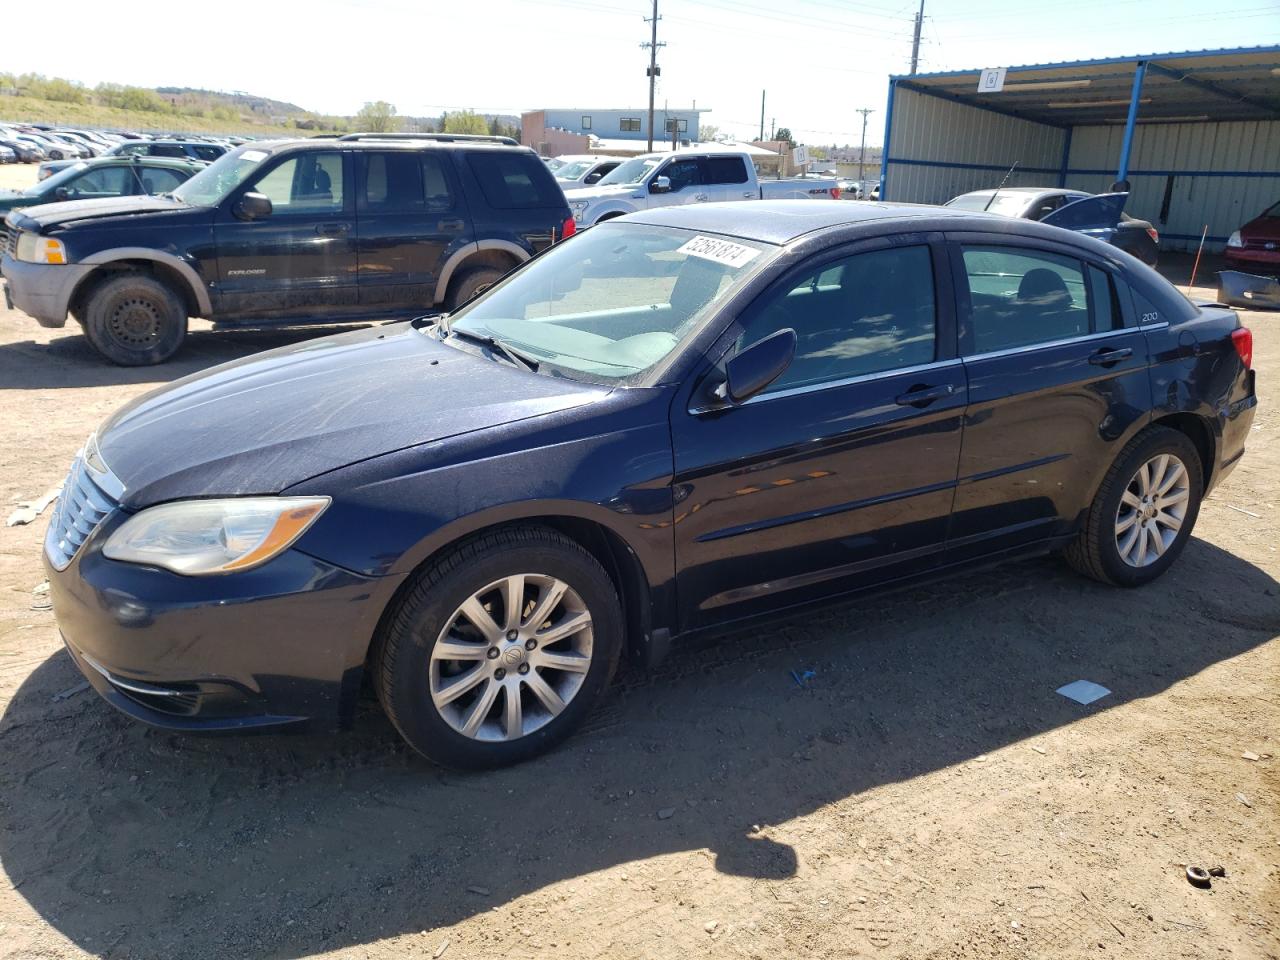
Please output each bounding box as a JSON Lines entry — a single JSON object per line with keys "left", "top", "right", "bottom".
{"left": 0, "top": 185, "right": 1275, "bottom": 959}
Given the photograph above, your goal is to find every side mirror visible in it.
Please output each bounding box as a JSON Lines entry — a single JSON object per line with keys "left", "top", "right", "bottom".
{"left": 723, "top": 328, "right": 796, "bottom": 404}
{"left": 54, "top": 187, "right": 70, "bottom": 200}
{"left": 650, "top": 175, "right": 671, "bottom": 194}
{"left": 585, "top": 172, "right": 603, "bottom": 184}
{"left": 233, "top": 191, "right": 273, "bottom": 221}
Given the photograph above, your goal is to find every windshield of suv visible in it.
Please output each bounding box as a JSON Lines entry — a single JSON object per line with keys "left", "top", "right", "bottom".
{"left": 555, "top": 160, "right": 595, "bottom": 181}
{"left": 946, "top": 192, "right": 1030, "bottom": 218}
{"left": 171, "top": 144, "right": 274, "bottom": 206}
{"left": 597, "top": 156, "right": 661, "bottom": 186}
{"left": 445, "top": 223, "right": 775, "bottom": 383}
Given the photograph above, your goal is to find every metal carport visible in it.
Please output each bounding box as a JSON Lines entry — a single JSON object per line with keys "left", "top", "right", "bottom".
{"left": 878, "top": 46, "right": 1280, "bottom": 251}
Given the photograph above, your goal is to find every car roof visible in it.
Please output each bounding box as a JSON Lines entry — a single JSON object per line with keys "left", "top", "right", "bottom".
{"left": 85, "top": 155, "right": 204, "bottom": 170}
{"left": 246, "top": 138, "right": 536, "bottom": 156}
{"left": 956, "top": 187, "right": 1085, "bottom": 197}
{"left": 629, "top": 199, "right": 998, "bottom": 245}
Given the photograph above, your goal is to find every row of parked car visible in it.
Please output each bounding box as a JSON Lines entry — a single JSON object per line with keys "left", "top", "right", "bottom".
{"left": 0, "top": 122, "right": 243, "bottom": 165}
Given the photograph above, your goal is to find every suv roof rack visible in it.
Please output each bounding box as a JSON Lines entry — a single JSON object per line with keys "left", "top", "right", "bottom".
{"left": 337, "top": 132, "right": 519, "bottom": 146}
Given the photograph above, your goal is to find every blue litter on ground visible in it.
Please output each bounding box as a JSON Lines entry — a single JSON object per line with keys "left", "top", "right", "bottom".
{"left": 791, "top": 669, "right": 817, "bottom": 688}
{"left": 1056, "top": 680, "right": 1111, "bottom": 705}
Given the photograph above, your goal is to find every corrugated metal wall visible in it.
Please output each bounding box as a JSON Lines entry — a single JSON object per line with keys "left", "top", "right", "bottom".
{"left": 1064, "top": 120, "right": 1280, "bottom": 252}
{"left": 884, "top": 86, "right": 1066, "bottom": 204}
{"left": 885, "top": 86, "right": 1280, "bottom": 254}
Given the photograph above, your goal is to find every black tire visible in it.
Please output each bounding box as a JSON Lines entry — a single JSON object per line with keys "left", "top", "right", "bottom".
{"left": 372, "top": 526, "right": 623, "bottom": 769}
{"left": 82, "top": 273, "right": 187, "bottom": 366}
{"left": 1065, "top": 425, "right": 1203, "bottom": 587}
{"left": 445, "top": 266, "right": 506, "bottom": 311}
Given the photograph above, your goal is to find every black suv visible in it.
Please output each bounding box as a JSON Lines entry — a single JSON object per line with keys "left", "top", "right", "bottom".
{"left": 1, "top": 135, "right": 574, "bottom": 364}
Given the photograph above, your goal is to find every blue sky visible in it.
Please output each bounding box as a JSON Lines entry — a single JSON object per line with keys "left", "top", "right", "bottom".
{"left": 5, "top": 0, "right": 1278, "bottom": 145}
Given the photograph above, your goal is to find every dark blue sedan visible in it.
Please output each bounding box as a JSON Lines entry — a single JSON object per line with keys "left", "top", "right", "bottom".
{"left": 44, "top": 201, "right": 1257, "bottom": 768}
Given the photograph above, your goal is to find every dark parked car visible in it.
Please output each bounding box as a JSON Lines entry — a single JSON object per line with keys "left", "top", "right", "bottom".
{"left": 40, "top": 201, "right": 1255, "bottom": 768}
{"left": 2, "top": 137, "right": 575, "bottom": 365}
{"left": 0, "top": 138, "right": 46, "bottom": 163}
{"left": 39, "top": 138, "right": 230, "bottom": 180}
{"left": 947, "top": 187, "right": 1161, "bottom": 266}
{"left": 0, "top": 157, "right": 202, "bottom": 221}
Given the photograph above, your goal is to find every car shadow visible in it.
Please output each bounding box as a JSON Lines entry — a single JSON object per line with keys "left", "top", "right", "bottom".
{"left": 0, "top": 540, "right": 1275, "bottom": 958}
{"left": 0, "top": 322, "right": 374, "bottom": 391}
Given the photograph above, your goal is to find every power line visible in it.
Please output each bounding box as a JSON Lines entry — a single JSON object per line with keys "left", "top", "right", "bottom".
{"left": 641, "top": 0, "right": 666, "bottom": 151}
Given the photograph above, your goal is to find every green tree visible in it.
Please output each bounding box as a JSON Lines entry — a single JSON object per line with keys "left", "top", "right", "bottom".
{"left": 356, "top": 101, "right": 399, "bottom": 133}
{"left": 774, "top": 127, "right": 795, "bottom": 147}
{"left": 443, "top": 109, "right": 489, "bottom": 135}
{"left": 697, "top": 123, "right": 720, "bottom": 142}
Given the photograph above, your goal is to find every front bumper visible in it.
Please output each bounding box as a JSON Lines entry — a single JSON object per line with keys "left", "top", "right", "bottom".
{"left": 0, "top": 252, "right": 92, "bottom": 327}
{"left": 1224, "top": 247, "right": 1280, "bottom": 272}
{"left": 47, "top": 514, "right": 406, "bottom": 733}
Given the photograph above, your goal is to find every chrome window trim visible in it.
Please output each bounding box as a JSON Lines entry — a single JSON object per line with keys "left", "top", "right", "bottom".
{"left": 740, "top": 358, "right": 964, "bottom": 406}
{"left": 961, "top": 327, "right": 1141, "bottom": 363}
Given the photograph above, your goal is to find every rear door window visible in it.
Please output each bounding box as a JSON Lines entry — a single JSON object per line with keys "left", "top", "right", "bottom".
{"left": 133, "top": 166, "right": 188, "bottom": 195}
{"left": 960, "top": 247, "right": 1090, "bottom": 353}
{"left": 704, "top": 156, "right": 749, "bottom": 185}
{"left": 466, "top": 152, "right": 562, "bottom": 209}
{"left": 192, "top": 145, "right": 223, "bottom": 162}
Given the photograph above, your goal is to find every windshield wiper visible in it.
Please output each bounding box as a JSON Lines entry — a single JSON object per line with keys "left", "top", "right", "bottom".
{"left": 446, "top": 327, "right": 540, "bottom": 372}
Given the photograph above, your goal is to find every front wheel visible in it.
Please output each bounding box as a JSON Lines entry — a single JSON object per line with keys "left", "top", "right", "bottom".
{"left": 82, "top": 274, "right": 187, "bottom": 366}
{"left": 1065, "top": 426, "right": 1203, "bottom": 586}
{"left": 373, "top": 527, "right": 623, "bottom": 769}
{"left": 445, "top": 266, "right": 505, "bottom": 311}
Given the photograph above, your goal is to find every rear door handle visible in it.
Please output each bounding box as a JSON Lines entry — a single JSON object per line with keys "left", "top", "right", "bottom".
{"left": 895, "top": 383, "right": 956, "bottom": 407}
{"left": 742, "top": 191, "right": 755, "bottom": 198}
{"left": 1088, "top": 346, "right": 1133, "bottom": 366}
{"left": 438, "top": 218, "right": 465, "bottom": 231}
{"left": 316, "top": 222, "right": 350, "bottom": 236}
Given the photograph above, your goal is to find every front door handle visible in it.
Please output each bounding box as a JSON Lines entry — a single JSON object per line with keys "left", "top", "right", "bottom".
{"left": 742, "top": 191, "right": 755, "bottom": 198}
{"left": 315, "top": 222, "right": 350, "bottom": 236}
{"left": 438, "top": 218, "right": 465, "bottom": 231}
{"left": 895, "top": 383, "right": 956, "bottom": 407}
{"left": 1088, "top": 346, "right": 1133, "bottom": 366}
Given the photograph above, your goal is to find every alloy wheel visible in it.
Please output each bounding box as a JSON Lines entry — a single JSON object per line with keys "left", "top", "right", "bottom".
{"left": 429, "top": 574, "right": 594, "bottom": 741}
{"left": 1115, "top": 453, "right": 1189, "bottom": 567}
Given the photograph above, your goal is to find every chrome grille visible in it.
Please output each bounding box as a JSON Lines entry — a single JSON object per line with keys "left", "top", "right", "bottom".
{"left": 2, "top": 226, "right": 16, "bottom": 258}
{"left": 45, "top": 454, "right": 120, "bottom": 571}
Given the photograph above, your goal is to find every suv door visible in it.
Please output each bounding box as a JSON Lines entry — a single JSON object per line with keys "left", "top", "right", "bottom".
{"left": 671, "top": 238, "right": 965, "bottom": 630}
{"left": 214, "top": 150, "right": 359, "bottom": 320}
{"left": 702, "top": 155, "right": 755, "bottom": 202}
{"left": 356, "top": 150, "right": 470, "bottom": 313}
{"left": 945, "top": 235, "right": 1149, "bottom": 558}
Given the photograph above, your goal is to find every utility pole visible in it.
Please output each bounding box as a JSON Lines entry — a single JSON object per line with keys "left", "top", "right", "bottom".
{"left": 856, "top": 108, "right": 874, "bottom": 185}
{"left": 759, "top": 90, "right": 765, "bottom": 142}
{"left": 909, "top": 0, "right": 924, "bottom": 74}
{"left": 642, "top": 0, "right": 665, "bottom": 152}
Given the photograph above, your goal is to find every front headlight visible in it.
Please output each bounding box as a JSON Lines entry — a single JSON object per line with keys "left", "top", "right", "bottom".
{"left": 15, "top": 232, "right": 68, "bottom": 264}
{"left": 1226, "top": 230, "right": 1243, "bottom": 249}
{"left": 103, "top": 497, "right": 330, "bottom": 575}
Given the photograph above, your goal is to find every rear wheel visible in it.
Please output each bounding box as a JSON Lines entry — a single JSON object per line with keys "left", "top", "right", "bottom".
{"left": 373, "top": 526, "right": 623, "bottom": 769}
{"left": 82, "top": 274, "right": 187, "bottom": 366}
{"left": 1065, "top": 426, "right": 1203, "bottom": 586}
{"left": 446, "top": 266, "right": 506, "bottom": 311}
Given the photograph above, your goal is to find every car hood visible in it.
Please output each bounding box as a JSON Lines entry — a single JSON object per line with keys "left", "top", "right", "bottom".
{"left": 563, "top": 183, "right": 642, "bottom": 203}
{"left": 96, "top": 324, "right": 609, "bottom": 508}
{"left": 1240, "top": 213, "right": 1280, "bottom": 241}
{"left": 13, "top": 195, "right": 193, "bottom": 231}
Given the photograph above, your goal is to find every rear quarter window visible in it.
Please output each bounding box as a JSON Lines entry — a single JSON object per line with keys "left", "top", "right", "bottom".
{"left": 466, "top": 152, "right": 563, "bottom": 209}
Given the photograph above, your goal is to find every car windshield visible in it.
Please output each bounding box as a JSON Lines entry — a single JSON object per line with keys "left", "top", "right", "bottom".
{"left": 27, "top": 162, "right": 90, "bottom": 196}
{"left": 445, "top": 223, "right": 775, "bottom": 383}
{"left": 946, "top": 192, "right": 1029, "bottom": 217}
{"left": 555, "top": 161, "right": 595, "bottom": 181}
{"left": 170, "top": 144, "right": 274, "bottom": 206}
{"left": 544, "top": 157, "right": 566, "bottom": 171}
{"left": 597, "top": 156, "right": 661, "bottom": 186}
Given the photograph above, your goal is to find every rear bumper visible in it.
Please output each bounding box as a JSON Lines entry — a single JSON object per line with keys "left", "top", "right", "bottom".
{"left": 1210, "top": 370, "right": 1257, "bottom": 495}
{"left": 47, "top": 516, "right": 405, "bottom": 733}
{"left": 0, "top": 252, "right": 91, "bottom": 327}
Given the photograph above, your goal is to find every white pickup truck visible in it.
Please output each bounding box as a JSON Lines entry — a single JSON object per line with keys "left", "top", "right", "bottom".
{"left": 562, "top": 148, "right": 842, "bottom": 227}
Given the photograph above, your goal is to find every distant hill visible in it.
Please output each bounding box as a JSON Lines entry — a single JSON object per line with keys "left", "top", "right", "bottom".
{"left": 154, "top": 87, "right": 308, "bottom": 120}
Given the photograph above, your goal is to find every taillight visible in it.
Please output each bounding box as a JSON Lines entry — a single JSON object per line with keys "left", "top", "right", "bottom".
{"left": 560, "top": 216, "right": 576, "bottom": 240}
{"left": 830, "top": 186, "right": 841, "bottom": 200}
{"left": 1147, "top": 227, "right": 1159, "bottom": 244}
{"left": 1232, "top": 327, "right": 1253, "bottom": 369}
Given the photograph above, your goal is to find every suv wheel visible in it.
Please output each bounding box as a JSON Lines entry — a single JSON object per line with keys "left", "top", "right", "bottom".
{"left": 446, "top": 266, "right": 505, "bottom": 311}
{"left": 1065, "top": 426, "right": 1203, "bottom": 587}
{"left": 83, "top": 274, "right": 187, "bottom": 366}
{"left": 373, "top": 526, "right": 623, "bottom": 769}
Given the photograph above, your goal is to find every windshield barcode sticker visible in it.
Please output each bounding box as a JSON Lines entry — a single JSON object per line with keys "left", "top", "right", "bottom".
{"left": 677, "top": 235, "right": 760, "bottom": 268}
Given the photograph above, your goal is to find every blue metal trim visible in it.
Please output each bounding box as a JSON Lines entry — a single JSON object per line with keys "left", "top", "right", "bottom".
{"left": 879, "top": 78, "right": 897, "bottom": 201}
{"left": 885, "top": 157, "right": 1060, "bottom": 175}
{"left": 1158, "top": 232, "right": 1230, "bottom": 243}
{"left": 1117, "top": 61, "right": 1148, "bottom": 183}
{"left": 888, "top": 44, "right": 1280, "bottom": 82}
{"left": 895, "top": 80, "right": 1069, "bottom": 129}
{"left": 1058, "top": 128, "right": 1073, "bottom": 188}
{"left": 1065, "top": 167, "right": 1280, "bottom": 178}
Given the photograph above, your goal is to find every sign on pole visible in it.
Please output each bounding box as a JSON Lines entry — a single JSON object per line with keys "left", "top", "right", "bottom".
{"left": 978, "top": 67, "right": 1007, "bottom": 93}
{"left": 791, "top": 145, "right": 809, "bottom": 166}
